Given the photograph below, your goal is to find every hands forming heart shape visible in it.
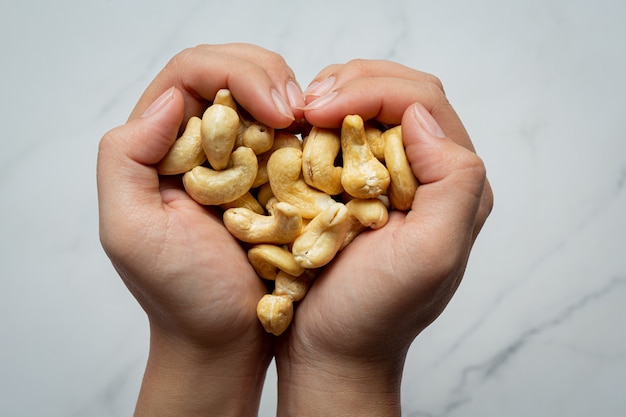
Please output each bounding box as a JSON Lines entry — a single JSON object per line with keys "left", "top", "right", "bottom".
{"left": 97, "top": 43, "right": 493, "bottom": 416}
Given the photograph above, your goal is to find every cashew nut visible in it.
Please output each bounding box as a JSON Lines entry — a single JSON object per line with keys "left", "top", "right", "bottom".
{"left": 302, "top": 127, "right": 344, "bottom": 195}
{"left": 213, "top": 88, "right": 238, "bottom": 110}
{"left": 241, "top": 121, "right": 274, "bottom": 155}
{"left": 256, "top": 183, "right": 275, "bottom": 209}
{"left": 292, "top": 202, "right": 350, "bottom": 269}
{"left": 156, "top": 116, "right": 206, "bottom": 175}
{"left": 383, "top": 125, "right": 418, "bottom": 211}
{"left": 340, "top": 115, "right": 390, "bottom": 199}
{"left": 272, "top": 130, "right": 302, "bottom": 151}
{"left": 267, "top": 147, "right": 335, "bottom": 219}
{"left": 223, "top": 201, "right": 302, "bottom": 244}
{"left": 247, "top": 244, "right": 305, "bottom": 280}
{"left": 365, "top": 124, "right": 385, "bottom": 161}
{"left": 201, "top": 103, "right": 240, "bottom": 170}
{"left": 155, "top": 91, "right": 420, "bottom": 336}
{"left": 256, "top": 294, "right": 293, "bottom": 336}
{"left": 339, "top": 197, "right": 390, "bottom": 250}
{"left": 263, "top": 196, "right": 279, "bottom": 215}
{"left": 345, "top": 198, "right": 389, "bottom": 229}
{"left": 273, "top": 269, "right": 317, "bottom": 302}
{"left": 340, "top": 214, "right": 367, "bottom": 250}
{"left": 182, "top": 146, "right": 258, "bottom": 205}
{"left": 251, "top": 151, "right": 271, "bottom": 189}
{"left": 219, "top": 192, "right": 264, "bottom": 215}
{"left": 252, "top": 131, "right": 303, "bottom": 189}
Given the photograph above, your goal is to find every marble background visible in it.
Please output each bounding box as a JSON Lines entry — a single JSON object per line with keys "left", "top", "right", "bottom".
{"left": 1, "top": 0, "right": 625, "bottom": 416}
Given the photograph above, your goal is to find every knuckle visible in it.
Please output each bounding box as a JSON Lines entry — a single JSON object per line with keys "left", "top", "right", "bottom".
{"left": 424, "top": 72, "right": 445, "bottom": 92}
{"left": 265, "top": 49, "right": 289, "bottom": 67}
{"left": 454, "top": 150, "right": 489, "bottom": 203}
{"left": 459, "top": 149, "right": 487, "bottom": 181}
{"left": 98, "top": 126, "right": 120, "bottom": 155}
{"left": 168, "top": 46, "right": 197, "bottom": 67}
{"left": 344, "top": 58, "right": 373, "bottom": 75}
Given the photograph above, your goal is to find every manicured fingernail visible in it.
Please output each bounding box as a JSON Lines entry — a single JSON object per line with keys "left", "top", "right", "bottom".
{"left": 271, "top": 88, "right": 295, "bottom": 120}
{"left": 413, "top": 104, "right": 446, "bottom": 138}
{"left": 303, "top": 76, "right": 335, "bottom": 98}
{"left": 303, "top": 91, "right": 338, "bottom": 111}
{"left": 141, "top": 87, "right": 175, "bottom": 118}
{"left": 286, "top": 80, "right": 305, "bottom": 109}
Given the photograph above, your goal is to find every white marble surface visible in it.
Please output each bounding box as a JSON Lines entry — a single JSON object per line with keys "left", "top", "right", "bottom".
{"left": 1, "top": 0, "right": 625, "bottom": 416}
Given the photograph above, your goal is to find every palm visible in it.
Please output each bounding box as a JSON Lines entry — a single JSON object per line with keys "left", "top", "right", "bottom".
{"left": 283, "top": 211, "right": 448, "bottom": 358}
{"left": 123, "top": 186, "right": 269, "bottom": 346}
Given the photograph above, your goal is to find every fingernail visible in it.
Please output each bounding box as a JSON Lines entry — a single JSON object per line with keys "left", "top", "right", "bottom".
{"left": 413, "top": 104, "right": 446, "bottom": 138}
{"left": 286, "top": 80, "right": 305, "bottom": 109}
{"left": 303, "top": 76, "right": 335, "bottom": 98}
{"left": 271, "top": 88, "right": 295, "bottom": 120}
{"left": 141, "top": 87, "right": 175, "bottom": 118}
{"left": 303, "top": 91, "right": 338, "bottom": 111}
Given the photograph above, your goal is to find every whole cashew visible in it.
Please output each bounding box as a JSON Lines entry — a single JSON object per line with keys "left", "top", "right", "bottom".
{"left": 252, "top": 151, "right": 271, "bottom": 189}
{"left": 292, "top": 202, "right": 350, "bottom": 269}
{"left": 365, "top": 124, "right": 385, "bottom": 161}
{"left": 273, "top": 269, "right": 317, "bottom": 302}
{"left": 256, "top": 294, "right": 293, "bottom": 336}
{"left": 383, "top": 125, "right": 418, "bottom": 211}
{"left": 182, "top": 146, "right": 258, "bottom": 205}
{"left": 201, "top": 103, "right": 240, "bottom": 170}
{"left": 267, "top": 147, "right": 335, "bottom": 219}
{"left": 345, "top": 198, "right": 389, "bottom": 229}
{"left": 213, "top": 88, "right": 238, "bottom": 110}
{"left": 223, "top": 201, "right": 302, "bottom": 244}
{"left": 241, "top": 121, "right": 274, "bottom": 155}
{"left": 340, "top": 115, "right": 390, "bottom": 199}
{"left": 219, "top": 192, "right": 265, "bottom": 215}
{"left": 339, "top": 214, "right": 367, "bottom": 250}
{"left": 247, "top": 244, "right": 305, "bottom": 280}
{"left": 156, "top": 116, "right": 206, "bottom": 175}
{"left": 273, "top": 130, "right": 302, "bottom": 151}
{"left": 252, "top": 130, "right": 303, "bottom": 189}
{"left": 256, "top": 183, "right": 275, "bottom": 208}
{"left": 302, "top": 127, "right": 343, "bottom": 195}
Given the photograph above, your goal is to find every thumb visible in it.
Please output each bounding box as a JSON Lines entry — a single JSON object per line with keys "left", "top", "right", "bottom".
{"left": 399, "top": 103, "right": 486, "bottom": 252}
{"left": 123, "top": 86, "right": 186, "bottom": 165}
{"left": 97, "top": 87, "right": 185, "bottom": 228}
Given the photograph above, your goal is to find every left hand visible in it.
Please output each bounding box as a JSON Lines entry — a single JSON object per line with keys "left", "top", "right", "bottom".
{"left": 97, "top": 43, "right": 305, "bottom": 417}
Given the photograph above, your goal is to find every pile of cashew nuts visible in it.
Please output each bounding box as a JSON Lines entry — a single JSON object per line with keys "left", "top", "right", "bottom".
{"left": 156, "top": 89, "right": 418, "bottom": 335}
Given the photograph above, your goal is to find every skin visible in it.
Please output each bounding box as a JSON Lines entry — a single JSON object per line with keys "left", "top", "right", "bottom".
{"left": 278, "top": 60, "right": 492, "bottom": 416}
{"left": 98, "top": 44, "right": 300, "bottom": 417}
{"left": 96, "top": 44, "right": 493, "bottom": 417}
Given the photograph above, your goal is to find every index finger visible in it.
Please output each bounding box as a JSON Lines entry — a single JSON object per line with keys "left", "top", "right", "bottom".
{"left": 304, "top": 75, "right": 475, "bottom": 153}
{"left": 128, "top": 44, "right": 301, "bottom": 128}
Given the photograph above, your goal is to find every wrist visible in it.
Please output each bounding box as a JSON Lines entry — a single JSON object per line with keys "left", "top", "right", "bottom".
{"left": 134, "top": 325, "right": 272, "bottom": 417}
{"left": 276, "top": 349, "right": 405, "bottom": 417}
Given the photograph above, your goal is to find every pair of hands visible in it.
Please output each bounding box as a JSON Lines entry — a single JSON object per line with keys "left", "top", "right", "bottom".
{"left": 97, "top": 43, "right": 492, "bottom": 416}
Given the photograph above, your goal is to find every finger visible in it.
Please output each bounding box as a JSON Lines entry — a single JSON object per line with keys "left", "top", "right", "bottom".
{"left": 97, "top": 87, "right": 185, "bottom": 240}
{"left": 399, "top": 103, "right": 487, "bottom": 262}
{"left": 202, "top": 43, "right": 307, "bottom": 117}
{"left": 303, "top": 76, "right": 476, "bottom": 152}
{"left": 128, "top": 44, "right": 301, "bottom": 128}
{"left": 304, "top": 62, "right": 493, "bottom": 236}
{"left": 304, "top": 59, "right": 436, "bottom": 100}
{"left": 199, "top": 43, "right": 302, "bottom": 92}
{"left": 472, "top": 176, "right": 494, "bottom": 240}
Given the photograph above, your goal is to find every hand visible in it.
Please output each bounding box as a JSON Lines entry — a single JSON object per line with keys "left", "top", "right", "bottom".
{"left": 274, "top": 60, "right": 493, "bottom": 417}
{"left": 96, "top": 44, "right": 305, "bottom": 417}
